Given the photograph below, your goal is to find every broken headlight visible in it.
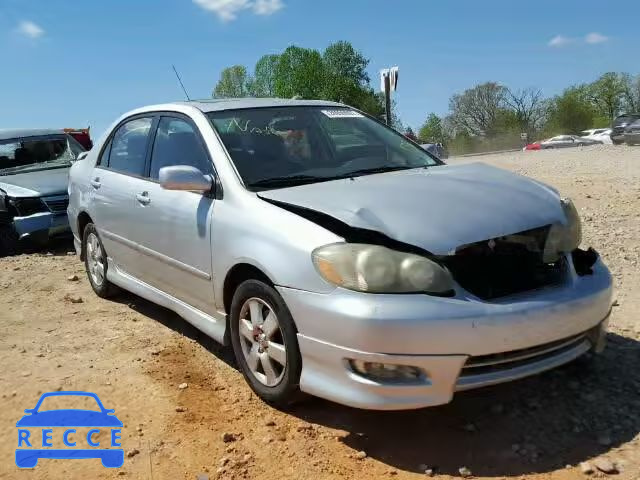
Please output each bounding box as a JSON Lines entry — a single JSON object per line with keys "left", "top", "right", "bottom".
{"left": 10, "top": 197, "right": 48, "bottom": 216}
{"left": 543, "top": 197, "right": 582, "bottom": 263}
{"left": 312, "top": 243, "right": 454, "bottom": 295}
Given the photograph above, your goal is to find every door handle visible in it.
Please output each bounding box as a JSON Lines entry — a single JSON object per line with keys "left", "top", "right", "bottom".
{"left": 136, "top": 192, "right": 151, "bottom": 205}
{"left": 90, "top": 177, "right": 101, "bottom": 189}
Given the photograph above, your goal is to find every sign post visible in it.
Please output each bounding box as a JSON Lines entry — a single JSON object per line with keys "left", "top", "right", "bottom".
{"left": 380, "top": 67, "right": 399, "bottom": 126}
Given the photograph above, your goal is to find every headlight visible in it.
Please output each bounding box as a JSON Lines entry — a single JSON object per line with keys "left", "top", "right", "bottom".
{"left": 312, "top": 243, "right": 454, "bottom": 294}
{"left": 543, "top": 197, "right": 582, "bottom": 263}
{"left": 10, "top": 197, "right": 48, "bottom": 216}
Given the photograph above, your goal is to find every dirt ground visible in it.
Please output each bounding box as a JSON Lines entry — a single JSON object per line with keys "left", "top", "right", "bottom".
{"left": 1, "top": 145, "right": 639, "bottom": 480}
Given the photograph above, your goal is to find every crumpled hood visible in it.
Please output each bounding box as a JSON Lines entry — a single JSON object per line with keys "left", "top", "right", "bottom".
{"left": 0, "top": 167, "right": 69, "bottom": 197}
{"left": 258, "top": 163, "right": 565, "bottom": 255}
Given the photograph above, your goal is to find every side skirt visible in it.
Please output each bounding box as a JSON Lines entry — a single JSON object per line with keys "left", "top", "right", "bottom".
{"left": 106, "top": 258, "right": 227, "bottom": 345}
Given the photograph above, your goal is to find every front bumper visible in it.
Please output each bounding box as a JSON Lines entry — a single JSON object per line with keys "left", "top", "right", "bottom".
{"left": 13, "top": 212, "right": 69, "bottom": 242}
{"left": 611, "top": 132, "right": 625, "bottom": 143}
{"left": 279, "top": 257, "right": 612, "bottom": 410}
{"left": 624, "top": 132, "right": 640, "bottom": 144}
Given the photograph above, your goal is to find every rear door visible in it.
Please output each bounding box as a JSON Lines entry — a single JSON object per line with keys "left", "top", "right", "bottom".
{"left": 90, "top": 115, "right": 156, "bottom": 280}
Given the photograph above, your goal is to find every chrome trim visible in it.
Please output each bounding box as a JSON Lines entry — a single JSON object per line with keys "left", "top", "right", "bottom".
{"left": 456, "top": 338, "right": 591, "bottom": 391}
{"left": 101, "top": 229, "right": 211, "bottom": 281}
{"left": 462, "top": 333, "right": 585, "bottom": 369}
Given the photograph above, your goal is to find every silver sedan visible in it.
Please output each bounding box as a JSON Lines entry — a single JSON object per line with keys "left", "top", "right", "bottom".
{"left": 68, "top": 99, "right": 612, "bottom": 410}
{"left": 540, "top": 135, "right": 603, "bottom": 149}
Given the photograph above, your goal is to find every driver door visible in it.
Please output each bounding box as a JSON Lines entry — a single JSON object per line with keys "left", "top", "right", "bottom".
{"left": 133, "top": 114, "right": 217, "bottom": 315}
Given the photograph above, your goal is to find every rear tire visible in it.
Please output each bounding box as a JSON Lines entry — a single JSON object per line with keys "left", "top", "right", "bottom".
{"left": 229, "top": 279, "right": 302, "bottom": 407}
{"left": 0, "top": 224, "right": 19, "bottom": 257}
{"left": 83, "top": 223, "right": 118, "bottom": 298}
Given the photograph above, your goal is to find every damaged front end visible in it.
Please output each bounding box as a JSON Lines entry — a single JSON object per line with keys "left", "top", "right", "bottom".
{"left": 265, "top": 197, "right": 599, "bottom": 301}
{"left": 0, "top": 191, "right": 70, "bottom": 255}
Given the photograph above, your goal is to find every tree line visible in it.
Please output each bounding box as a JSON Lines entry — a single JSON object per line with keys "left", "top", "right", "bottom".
{"left": 212, "top": 41, "right": 639, "bottom": 154}
{"left": 419, "top": 72, "right": 640, "bottom": 154}
{"left": 212, "top": 41, "right": 397, "bottom": 124}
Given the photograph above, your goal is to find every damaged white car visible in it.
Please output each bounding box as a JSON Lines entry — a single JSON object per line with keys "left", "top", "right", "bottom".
{"left": 68, "top": 99, "right": 613, "bottom": 410}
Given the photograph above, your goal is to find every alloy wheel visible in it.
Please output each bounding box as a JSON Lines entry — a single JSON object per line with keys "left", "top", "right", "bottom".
{"left": 238, "top": 297, "right": 287, "bottom": 387}
{"left": 86, "top": 232, "right": 105, "bottom": 287}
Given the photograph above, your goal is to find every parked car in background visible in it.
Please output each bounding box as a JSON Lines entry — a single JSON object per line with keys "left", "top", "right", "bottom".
{"left": 579, "top": 128, "right": 612, "bottom": 145}
{"left": 68, "top": 99, "right": 611, "bottom": 410}
{"left": 420, "top": 143, "right": 448, "bottom": 159}
{"left": 523, "top": 142, "right": 541, "bottom": 151}
{"left": 611, "top": 114, "right": 640, "bottom": 144}
{"left": 540, "top": 135, "right": 602, "bottom": 149}
{"left": 64, "top": 128, "right": 93, "bottom": 150}
{"left": 0, "top": 129, "right": 84, "bottom": 255}
{"left": 624, "top": 119, "right": 640, "bottom": 145}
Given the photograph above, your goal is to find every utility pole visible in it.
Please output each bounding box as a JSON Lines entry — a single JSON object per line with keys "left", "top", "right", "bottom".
{"left": 383, "top": 74, "right": 392, "bottom": 126}
{"left": 380, "top": 67, "right": 399, "bottom": 126}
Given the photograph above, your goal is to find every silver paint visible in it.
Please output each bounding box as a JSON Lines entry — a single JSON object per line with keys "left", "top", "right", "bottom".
{"left": 67, "top": 100, "right": 613, "bottom": 410}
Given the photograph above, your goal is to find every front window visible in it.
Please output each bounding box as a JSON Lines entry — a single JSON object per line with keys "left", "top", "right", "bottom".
{"left": 207, "top": 107, "right": 440, "bottom": 190}
{"left": 0, "top": 134, "right": 85, "bottom": 175}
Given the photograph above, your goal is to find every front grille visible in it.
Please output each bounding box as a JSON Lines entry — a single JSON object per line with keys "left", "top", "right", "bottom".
{"left": 442, "top": 225, "right": 566, "bottom": 300}
{"left": 460, "top": 333, "right": 587, "bottom": 377}
{"left": 43, "top": 196, "right": 69, "bottom": 214}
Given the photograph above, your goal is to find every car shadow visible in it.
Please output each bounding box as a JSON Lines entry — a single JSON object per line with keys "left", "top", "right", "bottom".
{"left": 20, "top": 235, "right": 75, "bottom": 257}
{"left": 113, "top": 290, "right": 237, "bottom": 368}
{"left": 106, "top": 290, "right": 640, "bottom": 476}
{"left": 286, "top": 332, "right": 640, "bottom": 476}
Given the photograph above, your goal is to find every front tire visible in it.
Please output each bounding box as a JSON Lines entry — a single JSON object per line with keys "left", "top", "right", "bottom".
{"left": 83, "top": 223, "right": 118, "bottom": 298}
{"left": 229, "top": 279, "right": 302, "bottom": 407}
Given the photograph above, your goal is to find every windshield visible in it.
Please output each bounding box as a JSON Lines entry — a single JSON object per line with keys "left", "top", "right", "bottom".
{"left": 0, "top": 134, "right": 84, "bottom": 175}
{"left": 614, "top": 115, "right": 640, "bottom": 126}
{"left": 207, "top": 106, "right": 440, "bottom": 190}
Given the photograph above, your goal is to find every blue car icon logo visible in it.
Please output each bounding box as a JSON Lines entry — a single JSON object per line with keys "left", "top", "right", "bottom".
{"left": 16, "top": 391, "right": 123, "bottom": 468}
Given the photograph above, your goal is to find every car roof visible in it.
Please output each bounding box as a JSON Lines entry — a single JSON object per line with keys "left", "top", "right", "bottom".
{"left": 0, "top": 128, "right": 65, "bottom": 141}
{"left": 177, "top": 98, "right": 345, "bottom": 113}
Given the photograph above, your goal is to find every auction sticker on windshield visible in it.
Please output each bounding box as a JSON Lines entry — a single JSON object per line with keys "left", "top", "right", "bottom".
{"left": 15, "top": 391, "right": 124, "bottom": 468}
{"left": 321, "top": 109, "right": 364, "bottom": 118}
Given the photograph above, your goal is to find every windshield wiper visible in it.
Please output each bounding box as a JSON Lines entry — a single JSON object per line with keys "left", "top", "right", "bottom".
{"left": 0, "top": 161, "right": 70, "bottom": 175}
{"left": 329, "top": 165, "right": 416, "bottom": 180}
{"left": 248, "top": 175, "right": 325, "bottom": 189}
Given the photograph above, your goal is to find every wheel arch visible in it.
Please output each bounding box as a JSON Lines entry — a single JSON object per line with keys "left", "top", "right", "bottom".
{"left": 76, "top": 211, "right": 94, "bottom": 260}
{"left": 222, "top": 262, "right": 275, "bottom": 316}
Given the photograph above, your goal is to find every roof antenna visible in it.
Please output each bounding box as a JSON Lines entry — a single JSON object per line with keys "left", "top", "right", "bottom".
{"left": 172, "top": 64, "right": 191, "bottom": 101}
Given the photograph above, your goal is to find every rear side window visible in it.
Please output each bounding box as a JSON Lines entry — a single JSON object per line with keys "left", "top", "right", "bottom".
{"left": 149, "top": 117, "right": 211, "bottom": 180}
{"left": 108, "top": 117, "right": 153, "bottom": 176}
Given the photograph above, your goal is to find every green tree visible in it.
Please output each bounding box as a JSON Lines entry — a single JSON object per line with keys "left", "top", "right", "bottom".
{"left": 503, "top": 87, "right": 547, "bottom": 134}
{"left": 213, "top": 65, "right": 251, "bottom": 98}
{"left": 321, "top": 41, "right": 370, "bottom": 105}
{"left": 587, "top": 72, "right": 627, "bottom": 122}
{"left": 355, "top": 88, "right": 386, "bottom": 118}
{"left": 621, "top": 73, "right": 640, "bottom": 113}
{"left": 448, "top": 82, "right": 508, "bottom": 136}
{"left": 418, "top": 113, "right": 447, "bottom": 143}
{"left": 250, "top": 54, "right": 280, "bottom": 97}
{"left": 547, "top": 87, "right": 596, "bottom": 134}
{"left": 273, "top": 46, "right": 325, "bottom": 99}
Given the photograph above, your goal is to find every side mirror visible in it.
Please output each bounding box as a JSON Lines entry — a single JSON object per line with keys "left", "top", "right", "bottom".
{"left": 24, "top": 409, "right": 35, "bottom": 414}
{"left": 159, "top": 165, "right": 213, "bottom": 193}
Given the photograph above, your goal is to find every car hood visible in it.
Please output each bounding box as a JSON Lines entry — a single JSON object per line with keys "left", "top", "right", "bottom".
{"left": 16, "top": 410, "right": 123, "bottom": 427}
{"left": 258, "top": 163, "right": 564, "bottom": 255}
{"left": 0, "top": 166, "right": 69, "bottom": 198}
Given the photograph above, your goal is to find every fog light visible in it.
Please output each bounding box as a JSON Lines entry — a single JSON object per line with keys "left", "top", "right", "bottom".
{"left": 348, "top": 359, "right": 424, "bottom": 383}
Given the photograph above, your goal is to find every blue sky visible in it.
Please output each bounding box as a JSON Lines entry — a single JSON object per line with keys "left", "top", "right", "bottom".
{"left": 1, "top": 0, "right": 637, "bottom": 137}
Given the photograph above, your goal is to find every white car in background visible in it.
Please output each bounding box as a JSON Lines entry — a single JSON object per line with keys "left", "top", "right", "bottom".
{"left": 580, "top": 129, "right": 612, "bottom": 145}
